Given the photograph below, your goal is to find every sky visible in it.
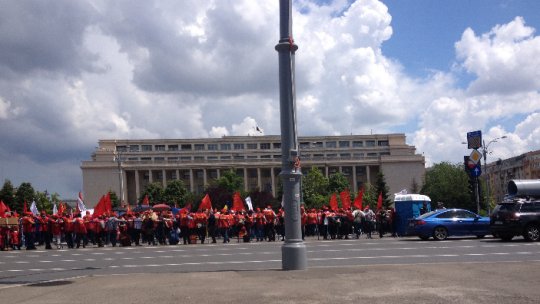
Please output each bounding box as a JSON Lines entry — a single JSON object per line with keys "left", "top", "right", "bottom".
{"left": 1, "top": 0, "right": 539, "bottom": 200}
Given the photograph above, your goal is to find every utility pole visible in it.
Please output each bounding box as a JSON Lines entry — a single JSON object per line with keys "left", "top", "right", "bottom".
{"left": 116, "top": 151, "right": 124, "bottom": 205}
{"left": 276, "top": 0, "right": 307, "bottom": 270}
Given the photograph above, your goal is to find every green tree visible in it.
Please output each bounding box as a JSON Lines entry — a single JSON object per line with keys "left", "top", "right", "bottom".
{"left": 362, "top": 183, "right": 376, "bottom": 209}
{"left": 373, "top": 171, "right": 391, "bottom": 209}
{"left": 15, "top": 182, "right": 35, "bottom": 213}
{"left": 248, "top": 189, "right": 278, "bottom": 210}
{"left": 328, "top": 172, "right": 350, "bottom": 194}
{"left": 34, "top": 191, "right": 53, "bottom": 214}
{"left": 108, "top": 190, "right": 120, "bottom": 208}
{"left": 421, "top": 162, "right": 473, "bottom": 210}
{"left": 302, "top": 167, "right": 329, "bottom": 209}
{"left": 140, "top": 182, "right": 165, "bottom": 205}
{"left": 410, "top": 178, "right": 420, "bottom": 194}
{"left": 216, "top": 169, "right": 244, "bottom": 193}
{"left": 163, "top": 180, "right": 189, "bottom": 206}
{"left": 0, "top": 179, "right": 15, "bottom": 210}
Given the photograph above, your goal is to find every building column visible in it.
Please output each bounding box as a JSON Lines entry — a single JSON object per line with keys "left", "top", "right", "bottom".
{"left": 244, "top": 168, "right": 248, "bottom": 192}
{"left": 176, "top": 169, "right": 179, "bottom": 181}
{"left": 366, "top": 165, "right": 370, "bottom": 184}
{"left": 217, "top": 168, "right": 221, "bottom": 179}
{"left": 352, "top": 166, "right": 357, "bottom": 193}
{"left": 325, "top": 166, "right": 329, "bottom": 177}
{"left": 203, "top": 168, "right": 208, "bottom": 188}
{"left": 189, "top": 169, "right": 194, "bottom": 193}
{"left": 162, "top": 169, "right": 166, "bottom": 188}
{"left": 135, "top": 170, "right": 140, "bottom": 201}
{"left": 271, "top": 167, "right": 276, "bottom": 197}
{"left": 149, "top": 170, "right": 153, "bottom": 183}
{"left": 257, "top": 168, "right": 262, "bottom": 190}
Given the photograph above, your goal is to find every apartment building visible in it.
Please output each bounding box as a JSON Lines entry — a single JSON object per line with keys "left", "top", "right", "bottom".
{"left": 81, "top": 134, "right": 425, "bottom": 207}
{"left": 485, "top": 149, "right": 540, "bottom": 202}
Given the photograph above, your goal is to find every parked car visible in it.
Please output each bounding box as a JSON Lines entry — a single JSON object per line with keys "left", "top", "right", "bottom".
{"left": 490, "top": 198, "right": 540, "bottom": 242}
{"left": 408, "top": 208, "right": 490, "bottom": 240}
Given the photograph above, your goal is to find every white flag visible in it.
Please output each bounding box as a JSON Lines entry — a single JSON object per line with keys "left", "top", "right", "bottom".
{"left": 30, "top": 200, "right": 39, "bottom": 216}
{"left": 77, "top": 192, "right": 87, "bottom": 214}
{"left": 245, "top": 196, "right": 253, "bottom": 211}
{"left": 53, "top": 203, "right": 58, "bottom": 215}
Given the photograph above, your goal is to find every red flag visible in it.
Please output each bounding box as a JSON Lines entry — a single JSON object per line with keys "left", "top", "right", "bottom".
{"left": 353, "top": 189, "right": 364, "bottom": 210}
{"left": 0, "top": 200, "right": 7, "bottom": 217}
{"left": 340, "top": 189, "right": 351, "bottom": 210}
{"left": 179, "top": 203, "right": 192, "bottom": 214}
{"left": 142, "top": 195, "right": 150, "bottom": 206}
{"left": 104, "top": 192, "right": 112, "bottom": 214}
{"left": 126, "top": 204, "right": 132, "bottom": 214}
{"left": 93, "top": 195, "right": 106, "bottom": 217}
{"left": 329, "top": 193, "right": 338, "bottom": 211}
{"left": 232, "top": 192, "right": 245, "bottom": 212}
{"left": 377, "top": 192, "right": 383, "bottom": 210}
{"left": 199, "top": 194, "right": 212, "bottom": 211}
{"left": 23, "top": 201, "right": 28, "bottom": 213}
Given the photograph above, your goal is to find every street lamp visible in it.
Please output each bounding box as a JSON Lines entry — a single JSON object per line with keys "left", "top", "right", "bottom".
{"left": 482, "top": 136, "right": 507, "bottom": 214}
{"left": 115, "top": 150, "right": 125, "bottom": 205}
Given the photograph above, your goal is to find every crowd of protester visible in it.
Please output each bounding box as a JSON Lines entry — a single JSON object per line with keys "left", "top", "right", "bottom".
{"left": 0, "top": 205, "right": 399, "bottom": 251}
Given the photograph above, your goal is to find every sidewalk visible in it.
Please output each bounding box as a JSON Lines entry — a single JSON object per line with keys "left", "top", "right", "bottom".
{"left": 2, "top": 262, "right": 540, "bottom": 304}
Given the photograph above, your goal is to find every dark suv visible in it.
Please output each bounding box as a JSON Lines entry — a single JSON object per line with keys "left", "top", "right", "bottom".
{"left": 490, "top": 198, "right": 540, "bottom": 242}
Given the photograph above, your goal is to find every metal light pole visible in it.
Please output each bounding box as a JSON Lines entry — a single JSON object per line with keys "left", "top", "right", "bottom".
{"left": 115, "top": 151, "right": 125, "bottom": 205}
{"left": 482, "top": 136, "right": 506, "bottom": 215}
{"left": 276, "top": 0, "right": 307, "bottom": 270}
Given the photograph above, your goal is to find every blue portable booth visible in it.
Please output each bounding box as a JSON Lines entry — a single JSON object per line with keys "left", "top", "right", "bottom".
{"left": 394, "top": 194, "right": 431, "bottom": 236}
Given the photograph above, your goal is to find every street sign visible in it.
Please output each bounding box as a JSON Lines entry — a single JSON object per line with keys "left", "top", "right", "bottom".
{"left": 469, "top": 149, "right": 482, "bottom": 164}
{"left": 470, "top": 164, "right": 482, "bottom": 177}
{"left": 467, "top": 130, "right": 482, "bottom": 149}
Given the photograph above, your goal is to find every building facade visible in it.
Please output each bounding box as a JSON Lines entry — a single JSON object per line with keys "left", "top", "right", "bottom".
{"left": 81, "top": 134, "right": 425, "bottom": 207}
{"left": 485, "top": 149, "right": 540, "bottom": 203}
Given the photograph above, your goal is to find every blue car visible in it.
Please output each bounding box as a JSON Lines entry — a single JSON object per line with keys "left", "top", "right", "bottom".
{"left": 408, "top": 208, "right": 490, "bottom": 240}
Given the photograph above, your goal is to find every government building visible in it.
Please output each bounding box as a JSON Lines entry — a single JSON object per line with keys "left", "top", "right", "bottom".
{"left": 81, "top": 134, "right": 425, "bottom": 207}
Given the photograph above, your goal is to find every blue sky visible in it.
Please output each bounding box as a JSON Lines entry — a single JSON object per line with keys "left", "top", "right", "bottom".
{"left": 1, "top": 0, "right": 539, "bottom": 199}
{"left": 383, "top": 0, "right": 540, "bottom": 78}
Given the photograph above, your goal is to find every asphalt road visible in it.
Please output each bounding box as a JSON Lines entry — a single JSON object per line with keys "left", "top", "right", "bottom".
{"left": 1, "top": 236, "right": 540, "bottom": 303}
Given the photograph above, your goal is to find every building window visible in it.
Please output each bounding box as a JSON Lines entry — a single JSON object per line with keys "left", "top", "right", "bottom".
{"left": 116, "top": 145, "right": 128, "bottom": 152}
{"left": 234, "top": 143, "right": 244, "bottom": 150}
{"left": 234, "top": 155, "right": 245, "bottom": 160}
{"left": 273, "top": 143, "right": 281, "bottom": 149}
{"left": 168, "top": 145, "right": 178, "bottom": 151}
{"left": 339, "top": 141, "right": 350, "bottom": 148}
{"left": 340, "top": 153, "right": 351, "bottom": 158}
{"left": 260, "top": 143, "right": 271, "bottom": 150}
{"left": 299, "top": 142, "right": 310, "bottom": 149}
{"left": 180, "top": 156, "right": 192, "bottom": 161}
{"left": 313, "top": 154, "right": 324, "bottom": 159}
{"left": 313, "top": 142, "right": 323, "bottom": 148}
{"left": 274, "top": 154, "right": 282, "bottom": 159}
{"left": 168, "top": 157, "right": 178, "bottom": 161}
{"left": 326, "top": 141, "right": 337, "bottom": 148}
{"left": 260, "top": 155, "right": 271, "bottom": 159}
{"left": 247, "top": 143, "right": 258, "bottom": 149}
{"left": 141, "top": 157, "right": 151, "bottom": 161}
{"left": 130, "top": 145, "right": 140, "bottom": 152}
{"left": 181, "top": 144, "right": 192, "bottom": 151}
{"left": 194, "top": 156, "right": 204, "bottom": 161}
{"left": 220, "top": 143, "right": 231, "bottom": 150}
{"left": 220, "top": 156, "right": 231, "bottom": 160}
{"left": 378, "top": 140, "right": 389, "bottom": 146}
{"left": 208, "top": 144, "right": 218, "bottom": 151}
{"left": 155, "top": 145, "right": 165, "bottom": 151}
{"left": 353, "top": 153, "right": 364, "bottom": 158}
{"left": 194, "top": 144, "right": 205, "bottom": 150}
{"left": 207, "top": 156, "right": 218, "bottom": 160}
{"left": 327, "top": 154, "right": 337, "bottom": 159}
{"left": 366, "top": 140, "right": 376, "bottom": 147}
{"left": 380, "top": 152, "right": 390, "bottom": 156}
{"left": 352, "top": 141, "right": 363, "bottom": 147}
{"left": 247, "top": 155, "right": 258, "bottom": 159}
{"left": 128, "top": 157, "right": 138, "bottom": 161}
{"left": 367, "top": 152, "right": 377, "bottom": 157}
{"left": 154, "top": 157, "right": 165, "bottom": 162}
